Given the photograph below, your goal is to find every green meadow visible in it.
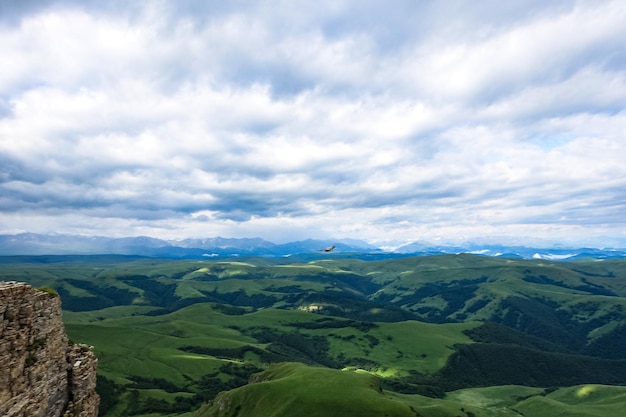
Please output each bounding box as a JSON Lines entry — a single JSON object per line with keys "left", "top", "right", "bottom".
{"left": 2, "top": 254, "right": 626, "bottom": 416}
{"left": 197, "top": 364, "right": 626, "bottom": 417}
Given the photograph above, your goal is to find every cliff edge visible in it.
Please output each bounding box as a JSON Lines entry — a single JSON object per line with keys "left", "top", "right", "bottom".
{"left": 0, "top": 282, "right": 99, "bottom": 417}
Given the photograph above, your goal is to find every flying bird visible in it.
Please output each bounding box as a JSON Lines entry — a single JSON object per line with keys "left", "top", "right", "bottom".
{"left": 318, "top": 245, "right": 336, "bottom": 252}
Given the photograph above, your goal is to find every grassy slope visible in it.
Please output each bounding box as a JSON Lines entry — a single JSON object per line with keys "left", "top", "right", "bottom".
{"left": 199, "top": 368, "right": 626, "bottom": 417}
{"left": 65, "top": 303, "right": 476, "bottom": 382}
{"left": 4, "top": 254, "right": 626, "bottom": 416}
{"left": 515, "top": 384, "right": 626, "bottom": 417}
{"left": 7, "top": 255, "right": 626, "bottom": 329}
{"left": 446, "top": 384, "right": 626, "bottom": 417}
{"left": 64, "top": 301, "right": 477, "bottom": 417}
{"left": 363, "top": 255, "right": 626, "bottom": 319}
{"left": 196, "top": 363, "right": 470, "bottom": 417}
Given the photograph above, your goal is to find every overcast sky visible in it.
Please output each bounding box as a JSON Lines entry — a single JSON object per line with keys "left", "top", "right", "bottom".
{"left": 1, "top": 0, "right": 626, "bottom": 247}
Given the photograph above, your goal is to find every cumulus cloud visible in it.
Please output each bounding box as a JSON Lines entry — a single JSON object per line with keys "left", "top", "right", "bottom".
{"left": 1, "top": 0, "right": 625, "bottom": 246}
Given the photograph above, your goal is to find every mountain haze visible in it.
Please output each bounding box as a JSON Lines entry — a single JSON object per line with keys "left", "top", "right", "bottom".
{"left": 2, "top": 233, "right": 625, "bottom": 260}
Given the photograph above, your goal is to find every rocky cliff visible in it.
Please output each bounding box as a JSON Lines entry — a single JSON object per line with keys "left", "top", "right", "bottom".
{"left": 0, "top": 281, "right": 99, "bottom": 417}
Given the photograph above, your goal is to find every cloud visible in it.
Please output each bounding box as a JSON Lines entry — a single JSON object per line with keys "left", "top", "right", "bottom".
{"left": 1, "top": 0, "right": 625, "bottom": 246}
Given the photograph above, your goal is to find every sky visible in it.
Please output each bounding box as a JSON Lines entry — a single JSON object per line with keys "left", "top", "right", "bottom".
{"left": 1, "top": 0, "right": 626, "bottom": 248}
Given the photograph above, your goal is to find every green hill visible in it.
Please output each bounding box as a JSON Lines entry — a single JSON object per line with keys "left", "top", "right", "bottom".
{"left": 65, "top": 302, "right": 477, "bottom": 415}
{"left": 197, "top": 365, "right": 626, "bottom": 417}
{"left": 196, "top": 363, "right": 421, "bottom": 417}
{"left": 2, "top": 254, "right": 626, "bottom": 416}
{"left": 194, "top": 362, "right": 494, "bottom": 417}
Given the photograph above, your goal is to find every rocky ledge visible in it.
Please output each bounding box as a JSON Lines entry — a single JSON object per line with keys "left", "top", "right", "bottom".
{"left": 0, "top": 281, "right": 99, "bottom": 417}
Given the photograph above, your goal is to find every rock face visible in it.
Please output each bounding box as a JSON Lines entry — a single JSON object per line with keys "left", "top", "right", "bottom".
{"left": 0, "top": 282, "right": 99, "bottom": 417}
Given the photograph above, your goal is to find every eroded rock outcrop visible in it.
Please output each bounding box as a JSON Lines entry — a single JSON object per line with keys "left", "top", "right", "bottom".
{"left": 0, "top": 282, "right": 99, "bottom": 417}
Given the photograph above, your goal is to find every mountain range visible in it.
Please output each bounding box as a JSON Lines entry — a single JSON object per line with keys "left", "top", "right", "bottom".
{"left": 1, "top": 232, "right": 626, "bottom": 260}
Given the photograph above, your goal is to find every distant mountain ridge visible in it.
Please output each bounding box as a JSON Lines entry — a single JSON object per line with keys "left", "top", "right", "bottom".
{"left": 1, "top": 233, "right": 625, "bottom": 260}
{"left": 0, "top": 233, "right": 378, "bottom": 258}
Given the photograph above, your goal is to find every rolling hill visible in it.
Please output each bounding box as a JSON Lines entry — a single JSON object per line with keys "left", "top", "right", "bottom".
{"left": 2, "top": 253, "right": 626, "bottom": 416}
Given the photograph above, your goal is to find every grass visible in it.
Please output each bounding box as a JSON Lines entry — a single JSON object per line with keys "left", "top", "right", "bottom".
{"left": 196, "top": 363, "right": 419, "bottom": 417}
{"left": 447, "top": 385, "right": 545, "bottom": 412}
{"left": 66, "top": 302, "right": 475, "bottom": 384}
{"left": 196, "top": 364, "right": 626, "bottom": 417}
{"left": 515, "top": 384, "right": 626, "bottom": 417}
{"left": 444, "top": 384, "right": 626, "bottom": 417}
{"left": 316, "top": 320, "right": 477, "bottom": 374}
{"left": 63, "top": 301, "right": 479, "bottom": 417}
{"left": 197, "top": 363, "right": 537, "bottom": 417}
{"left": 4, "top": 254, "right": 626, "bottom": 417}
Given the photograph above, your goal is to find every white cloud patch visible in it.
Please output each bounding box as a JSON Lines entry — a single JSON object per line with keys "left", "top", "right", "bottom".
{"left": 1, "top": 0, "right": 626, "bottom": 246}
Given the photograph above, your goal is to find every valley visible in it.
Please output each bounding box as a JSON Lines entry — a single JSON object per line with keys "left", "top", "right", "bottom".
{"left": 2, "top": 253, "right": 626, "bottom": 416}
